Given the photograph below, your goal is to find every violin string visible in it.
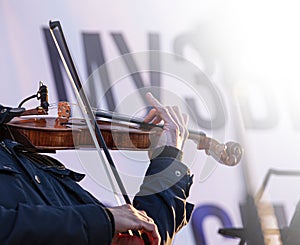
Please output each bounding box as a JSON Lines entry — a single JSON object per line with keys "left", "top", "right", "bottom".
{"left": 49, "top": 101, "right": 206, "bottom": 139}
{"left": 95, "top": 109, "right": 206, "bottom": 137}
{"left": 95, "top": 109, "right": 164, "bottom": 129}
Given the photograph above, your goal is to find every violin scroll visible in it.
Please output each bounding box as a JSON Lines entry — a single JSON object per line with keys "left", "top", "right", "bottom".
{"left": 195, "top": 134, "right": 243, "bottom": 166}
{"left": 223, "top": 142, "right": 243, "bottom": 166}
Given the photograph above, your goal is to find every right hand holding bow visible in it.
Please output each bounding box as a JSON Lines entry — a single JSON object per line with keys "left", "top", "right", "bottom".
{"left": 109, "top": 204, "right": 160, "bottom": 245}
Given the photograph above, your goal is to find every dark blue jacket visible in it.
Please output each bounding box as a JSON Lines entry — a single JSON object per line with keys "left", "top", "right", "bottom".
{"left": 0, "top": 139, "right": 193, "bottom": 244}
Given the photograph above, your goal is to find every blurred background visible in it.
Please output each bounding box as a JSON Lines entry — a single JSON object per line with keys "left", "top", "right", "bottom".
{"left": 1, "top": 0, "right": 300, "bottom": 244}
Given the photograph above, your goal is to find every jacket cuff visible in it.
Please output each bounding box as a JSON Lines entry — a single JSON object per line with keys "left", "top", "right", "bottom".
{"left": 75, "top": 204, "right": 113, "bottom": 244}
{"left": 105, "top": 208, "right": 115, "bottom": 238}
{"left": 138, "top": 157, "right": 193, "bottom": 198}
{"left": 151, "top": 146, "right": 183, "bottom": 161}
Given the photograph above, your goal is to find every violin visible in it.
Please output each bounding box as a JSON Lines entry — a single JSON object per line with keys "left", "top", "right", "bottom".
{"left": 1, "top": 101, "right": 243, "bottom": 166}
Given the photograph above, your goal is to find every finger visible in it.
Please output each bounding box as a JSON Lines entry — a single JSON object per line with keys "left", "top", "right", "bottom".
{"left": 138, "top": 210, "right": 152, "bottom": 220}
{"left": 141, "top": 229, "right": 161, "bottom": 245}
{"left": 172, "top": 106, "right": 184, "bottom": 126}
{"left": 138, "top": 211, "right": 155, "bottom": 224}
{"left": 123, "top": 205, "right": 160, "bottom": 244}
{"left": 127, "top": 205, "right": 155, "bottom": 226}
{"left": 171, "top": 106, "right": 189, "bottom": 139}
{"left": 128, "top": 209, "right": 154, "bottom": 228}
{"left": 143, "top": 108, "right": 162, "bottom": 125}
{"left": 182, "top": 113, "right": 189, "bottom": 139}
{"left": 167, "top": 106, "right": 183, "bottom": 134}
{"left": 145, "top": 92, "right": 164, "bottom": 109}
{"left": 182, "top": 113, "right": 189, "bottom": 126}
{"left": 130, "top": 213, "right": 158, "bottom": 238}
{"left": 146, "top": 93, "right": 175, "bottom": 124}
{"left": 131, "top": 221, "right": 155, "bottom": 237}
{"left": 143, "top": 108, "right": 157, "bottom": 123}
{"left": 151, "top": 115, "right": 163, "bottom": 125}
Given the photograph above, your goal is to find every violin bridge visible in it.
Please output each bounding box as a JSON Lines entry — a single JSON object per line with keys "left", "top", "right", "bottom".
{"left": 58, "top": 102, "right": 71, "bottom": 120}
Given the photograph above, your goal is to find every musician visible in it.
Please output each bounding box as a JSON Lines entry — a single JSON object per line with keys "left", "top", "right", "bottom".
{"left": 0, "top": 93, "right": 194, "bottom": 245}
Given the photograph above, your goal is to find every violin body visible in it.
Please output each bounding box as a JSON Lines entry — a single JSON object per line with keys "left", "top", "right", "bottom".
{"left": 2, "top": 116, "right": 158, "bottom": 152}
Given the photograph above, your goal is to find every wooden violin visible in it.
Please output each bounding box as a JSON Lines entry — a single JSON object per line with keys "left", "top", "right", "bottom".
{"left": 1, "top": 102, "right": 243, "bottom": 166}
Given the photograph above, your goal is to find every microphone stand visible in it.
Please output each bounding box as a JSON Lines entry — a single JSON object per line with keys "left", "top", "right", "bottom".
{"left": 219, "top": 168, "right": 300, "bottom": 244}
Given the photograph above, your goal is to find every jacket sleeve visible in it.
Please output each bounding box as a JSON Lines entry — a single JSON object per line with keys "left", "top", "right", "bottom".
{"left": 0, "top": 203, "right": 113, "bottom": 245}
{"left": 133, "top": 157, "right": 194, "bottom": 245}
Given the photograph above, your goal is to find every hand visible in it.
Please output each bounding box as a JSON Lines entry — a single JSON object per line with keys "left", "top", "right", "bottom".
{"left": 144, "top": 92, "right": 189, "bottom": 151}
{"left": 108, "top": 204, "right": 160, "bottom": 245}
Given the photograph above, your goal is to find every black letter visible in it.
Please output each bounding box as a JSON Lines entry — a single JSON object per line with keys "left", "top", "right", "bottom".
{"left": 43, "top": 28, "right": 69, "bottom": 101}
{"left": 185, "top": 74, "right": 226, "bottom": 129}
{"left": 82, "top": 33, "right": 116, "bottom": 110}
{"left": 111, "top": 33, "right": 161, "bottom": 104}
{"left": 173, "top": 33, "right": 226, "bottom": 129}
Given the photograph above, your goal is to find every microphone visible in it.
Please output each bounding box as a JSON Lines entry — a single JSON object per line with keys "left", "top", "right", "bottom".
{"left": 37, "top": 81, "right": 49, "bottom": 112}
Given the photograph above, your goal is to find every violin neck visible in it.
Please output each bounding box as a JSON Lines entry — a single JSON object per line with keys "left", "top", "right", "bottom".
{"left": 95, "top": 111, "right": 207, "bottom": 138}
{"left": 187, "top": 130, "right": 212, "bottom": 150}
{"left": 95, "top": 111, "right": 163, "bottom": 129}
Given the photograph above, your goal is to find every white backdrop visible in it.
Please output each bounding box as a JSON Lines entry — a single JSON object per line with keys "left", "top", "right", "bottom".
{"left": 1, "top": 0, "right": 300, "bottom": 244}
